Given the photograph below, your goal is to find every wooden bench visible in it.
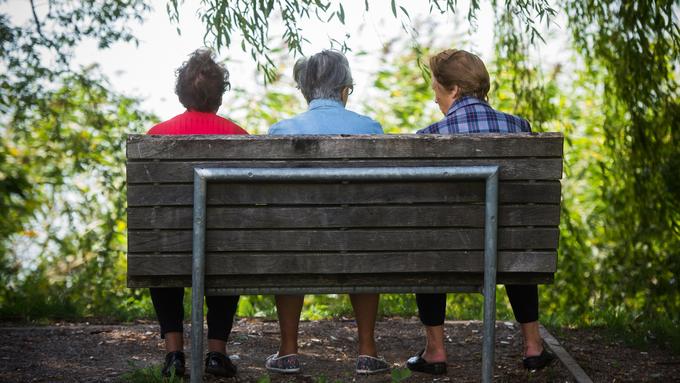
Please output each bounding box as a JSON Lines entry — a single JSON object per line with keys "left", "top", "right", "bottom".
{"left": 126, "top": 133, "right": 563, "bottom": 382}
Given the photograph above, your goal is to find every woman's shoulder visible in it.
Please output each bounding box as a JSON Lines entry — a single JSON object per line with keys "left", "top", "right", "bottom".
{"left": 213, "top": 114, "right": 249, "bottom": 134}
{"left": 268, "top": 116, "right": 301, "bottom": 135}
{"left": 344, "top": 109, "right": 383, "bottom": 133}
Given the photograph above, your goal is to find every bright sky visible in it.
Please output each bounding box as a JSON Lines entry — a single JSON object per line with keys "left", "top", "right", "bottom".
{"left": 4, "top": 0, "right": 501, "bottom": 121}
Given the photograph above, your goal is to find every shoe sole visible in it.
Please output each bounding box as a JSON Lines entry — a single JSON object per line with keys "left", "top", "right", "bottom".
{"left": 265, "top": 366, "right": 300, "bottom": 374}
{"left": 356, "top": 368, "right": 390, "bottom": 375}
{"left": 525, "top": 358, "right": 556, "bottom": 371}
{"left": 406, "top": 364, "right": 447, "bottom": 375}
{"left": 523, "top": 351, "right": 557, "bottom": 371}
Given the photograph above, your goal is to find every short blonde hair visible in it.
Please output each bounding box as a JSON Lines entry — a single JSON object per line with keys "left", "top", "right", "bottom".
{"left": 429, "top": 49, "right": 490, "bottom": 101}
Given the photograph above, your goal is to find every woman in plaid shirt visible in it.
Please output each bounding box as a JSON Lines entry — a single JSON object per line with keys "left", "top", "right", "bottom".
{"left": 406, "top": 49, "right": 555, "bottom": 375}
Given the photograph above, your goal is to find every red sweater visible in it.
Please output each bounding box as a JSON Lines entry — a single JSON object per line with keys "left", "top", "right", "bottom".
{"left": 147, "top": 110, "right": 248, "bottom": 135}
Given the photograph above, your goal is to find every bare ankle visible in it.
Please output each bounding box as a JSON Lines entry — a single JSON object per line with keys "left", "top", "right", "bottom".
{"left": 279, "top": 345, "right": 298, "bottom": 356}
{"left": 358, "top": 344, "right": 377, "bottom": 357}
{"left": 524, "top": 341, "right": 543, "bottom": 357}
{"left": 423, "top": 346, "right": 446, "bottom": 363}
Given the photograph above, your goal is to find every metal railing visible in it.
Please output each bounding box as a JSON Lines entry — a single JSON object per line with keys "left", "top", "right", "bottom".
{"left": 190, "top": 166, "right": 499, "bottom": 383}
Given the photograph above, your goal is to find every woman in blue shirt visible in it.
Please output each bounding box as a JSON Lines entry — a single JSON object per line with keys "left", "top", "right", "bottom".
{"left": 266, "top": 50, "right": 388, "bottom": 375}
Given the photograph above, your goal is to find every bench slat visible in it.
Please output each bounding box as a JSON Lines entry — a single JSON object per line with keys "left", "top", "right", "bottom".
{"left": 127, "top": 134, "right": 564, "bottom": 160}
{"left": 127, "top": 228, "right": 559, "bottom": 253}
{"left": 127, "top": 251, "right": 557, "bottom": 276}
{"left": 127, "top": 158, "right": 562, "bottom": 183}
{"left": 128, "top": 181, "right": 561, "bottom": 206}
{"left": 126, "top": 134, "right": 564, "bottom": 290}
{"left": 127, "top": 205, "right": 561, "bottom": 229}
{"left": 127, "top": 272, "right": 555, "bottom": 291}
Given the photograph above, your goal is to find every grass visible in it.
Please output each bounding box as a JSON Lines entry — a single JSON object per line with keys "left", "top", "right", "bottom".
{"left": 118, "top": 362, "right": 182, "bottom": 383}
{"left": 542, "top": 307, "right": 680, "bottom": 355}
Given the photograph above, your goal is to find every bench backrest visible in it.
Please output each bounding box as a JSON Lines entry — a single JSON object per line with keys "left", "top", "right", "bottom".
{"left": 126, "top": 134, "right": 563, "bottom": 294}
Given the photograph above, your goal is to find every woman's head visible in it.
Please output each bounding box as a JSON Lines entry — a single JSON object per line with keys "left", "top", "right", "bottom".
{"left": 293, "top": 50, "right": 354, "bottom": 105}
{"left": 429, "top": 49, "right": 490, "bottom": 114}
{"left": 175, "top": 49, "right": 230, "bottom": 113}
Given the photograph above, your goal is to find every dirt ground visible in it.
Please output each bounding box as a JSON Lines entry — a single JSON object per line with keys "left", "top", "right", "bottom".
{"left": 0, "top": 318, "right": 678, "bottom": 382}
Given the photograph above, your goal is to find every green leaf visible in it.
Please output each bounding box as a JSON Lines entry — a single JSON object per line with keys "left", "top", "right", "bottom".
{"left": 399, "top": 6, "right": 411, "bottom": 21}
{"left": 337, "top": 3, "right": 345, "bottom": 24}
{"left": 391, "top": 367, "right": 412, "bottom": 382}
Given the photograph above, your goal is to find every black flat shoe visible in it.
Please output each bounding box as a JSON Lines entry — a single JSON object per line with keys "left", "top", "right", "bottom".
{"left": 406, "top": 350, "right": 447, "bottom": 375}
{"left": 523, "top": 349, "right": 556, "bottom": 371}
{"left": 205, "top": 351, "right": 237, "bottom": 377}
{"left": 162, "top": 351, "right": 186, "bottom": 377}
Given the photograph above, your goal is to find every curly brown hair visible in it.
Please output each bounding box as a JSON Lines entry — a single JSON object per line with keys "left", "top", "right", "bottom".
{"left": 175, "top": 49, "right": 230, "bottom": 112}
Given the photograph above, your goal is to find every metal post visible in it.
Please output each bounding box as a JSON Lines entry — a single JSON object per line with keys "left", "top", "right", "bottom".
{"left": 481, "top": 168, "right": 499, "bottom": 383}
{"left": 189, "top": 165, "right": 500, "bottom": 383}
{"left": 191, "top": 170, "right": 207, "bottom": 383}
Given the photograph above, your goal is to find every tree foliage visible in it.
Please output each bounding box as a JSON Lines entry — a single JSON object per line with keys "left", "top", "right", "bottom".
{"left": 565, "top": 0, "right": 680, "bottom": 320}
{"left": 0, "top": 0, "right": 154, "bottom": 319}
{"left": 170, "top": 0, "right": 555, "bottom": 82}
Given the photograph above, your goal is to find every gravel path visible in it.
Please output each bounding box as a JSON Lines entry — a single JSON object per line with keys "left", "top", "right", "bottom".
{"left": 0, "top": 318, "right": 677, "bottom": 382}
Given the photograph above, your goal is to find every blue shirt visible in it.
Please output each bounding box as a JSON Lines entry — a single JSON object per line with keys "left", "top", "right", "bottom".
{"left": 269, "top": 99, "right": 383, "bottom": 135}
{"left": 417, "top": 96, "right": 531, "bottom": 134}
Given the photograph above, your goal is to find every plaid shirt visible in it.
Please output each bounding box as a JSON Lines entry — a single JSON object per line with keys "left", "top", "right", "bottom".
{"left": 417, "top": 96, "right": 531, "bottom": 134}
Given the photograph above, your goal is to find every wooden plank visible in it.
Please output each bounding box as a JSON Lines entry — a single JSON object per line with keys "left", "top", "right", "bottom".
{"left": 127, "top": 228, "right": 559, "bottom": 253}
{"left": 127, "top": 272, "right": 555, "bottom": 290}
{"left": 540, "top": 326, "right": 594, "bottom": 383}
{"left": 127, "top": 134, "right": 563, "bottom": 160}
{"left": 127, "top": 181, "right": 561, "bottom": 206}
{"left": 126, "top": 158, "right": 563, "bottom": 183}
{"left": 127, "top": 251, "right": 557, "bottom": 276}
{"left": 127, "top": 205, "right": 561, "bottom": 229}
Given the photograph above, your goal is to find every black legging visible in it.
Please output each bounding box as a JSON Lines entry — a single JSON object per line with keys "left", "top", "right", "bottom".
{"left": 416, "top": 284, "right": 538, "bottom": 326}
{"left": 150, "top": 288, "right": 240, "bottom": 342}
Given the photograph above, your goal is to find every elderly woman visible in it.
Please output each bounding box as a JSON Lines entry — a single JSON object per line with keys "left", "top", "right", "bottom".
{"left": 406, "top": 49, "right": 556, "bottom": 375}
{"left": 147, "top": 49, "right": 247, "bottom": 378}
{"left": 265, "top": 50, "right": 388, "bottom": 375}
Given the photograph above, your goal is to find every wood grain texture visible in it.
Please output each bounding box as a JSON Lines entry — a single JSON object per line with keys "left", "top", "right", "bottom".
{"left": 127, "top": 227, "right": 559, "bottom": 253}
{"left": 540, "top": 326, "right": 595, "bottom": 383}
{"left": 127, "top": 251, "right": 557, "bottom": 276}
{"left": 127, "top": 181, "right": 562, "bottom": 206}
{"left": 127, "top": 158, "right": 563, "bottom": 183}
{"left": 127, "top": 134, "right": 564, "bottom": 160}
{"left": 127, "top": 205, "right": 561, "bottom": 229}
{"left": 125, "top": 134, "right": 564, "bottom": 291}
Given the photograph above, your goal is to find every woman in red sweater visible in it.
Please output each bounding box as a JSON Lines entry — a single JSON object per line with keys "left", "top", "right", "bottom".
{"left": 147, "top": 49, "right": 247, "bottom": 378}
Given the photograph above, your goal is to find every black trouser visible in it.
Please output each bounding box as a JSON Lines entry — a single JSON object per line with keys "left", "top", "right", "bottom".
{"left": 416, "top": 284, "right": 539, "bottom": 326}
{"left": 150, "top": 288, "right": 240, "bottom": 342}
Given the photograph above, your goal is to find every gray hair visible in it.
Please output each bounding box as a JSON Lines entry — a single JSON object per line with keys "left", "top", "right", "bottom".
{"left": 293, "top": 50, "right": 353, "bottom": 103}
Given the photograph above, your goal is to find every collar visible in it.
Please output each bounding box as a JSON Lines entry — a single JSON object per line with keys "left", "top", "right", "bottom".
{"left": 308, "top": 98, "right": 345, "bottom": 110}
{"left": 446, "top": 96, "right": 486, "bottom": 116}
{"left": 185, "top": 109, "right": 217, "bottom": 115}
